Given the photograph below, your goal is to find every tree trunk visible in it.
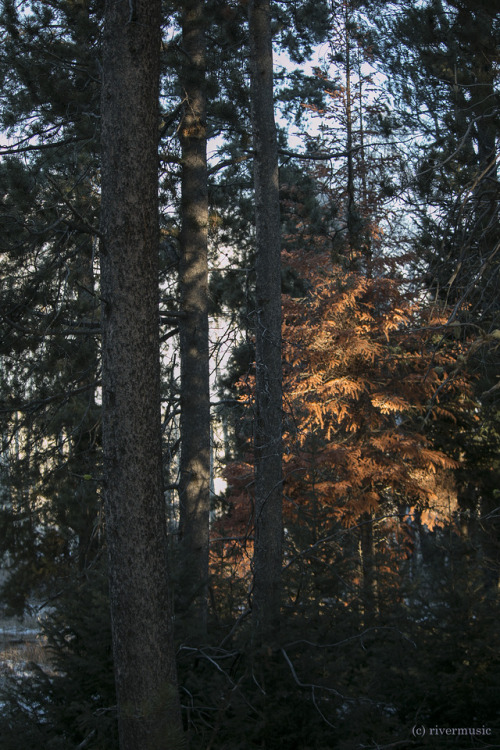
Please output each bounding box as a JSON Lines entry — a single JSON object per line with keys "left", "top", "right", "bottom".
{"left": 74, "top": 240, "right": 101, "bottom": 573}
{"left": 100, "top": 1, "right": 184, "bottom": 747}
{"left": 470, "top": 11, "right": 499, "bottom": 260}
{"left": 359, "top": 512, "right": 378, "bottom": 622}
{"left": 248, "top": 0, "right": 283, "bottom": 643}
{"left": 178, "top": 0, "right": 211, "bottom": 633}
{"left": 344, "top": 0, "right": 356, "bottom": 261}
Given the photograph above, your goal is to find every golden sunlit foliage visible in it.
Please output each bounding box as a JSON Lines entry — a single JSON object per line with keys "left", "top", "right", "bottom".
{"left": 280, "top": 249, "right": 473, "bottom": 525}
{"left": 212, "top": 247, "right": 476, "bottom": 601}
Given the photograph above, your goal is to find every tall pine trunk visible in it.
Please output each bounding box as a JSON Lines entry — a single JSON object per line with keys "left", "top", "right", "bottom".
{"left": 359, "top": 512, "right": 378, "bottom": 623}
{"left": 248, "top": 0, "right": 283, "bottom": 643}
{"left": 178, "top": 0, "right": 211, "bottom": 632}
{"left": 469, "top": 4, "right": 498, "bottom": 243}
{"left": 344, "top": 0, "right": 356, "bottom": 260}
{"left": 100, "top": 1, "right": 184, "bottom": 747}
{"left": 74, "top": 240, "right": 101, "bottom": 573}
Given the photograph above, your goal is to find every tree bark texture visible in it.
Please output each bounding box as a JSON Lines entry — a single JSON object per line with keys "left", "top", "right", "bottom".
{"left": 74, "top": 240, "right": 101, "bottom": 573}
{"left": 344, "top": 0, "right": 356, "bottom": 259}
{"left": 248, "top": 0, "right": 283, "bottom": 643}
{"left": 178, "top": 0, "right": 211, "bottom": 632}
{"left": 100, "top": 1, "right": 184, "bottom": 748}
{"left": 469, "top": 7, "right": 499, "bottom": 252}
{"left": 360, "top": 512, "right": 378, "bottom": 623}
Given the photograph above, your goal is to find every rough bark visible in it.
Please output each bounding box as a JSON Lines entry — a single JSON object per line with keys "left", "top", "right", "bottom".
{"left": 469, "top": 8, "right": 498, "bottom": 256}
{"left": 178, "top": 0, "right": 211, "bottom": 632}
{"left": 248, "top": 0, "right": 283, "bottom": 643}
{"left": 74, "top": 241, "right": 101, "bottom": 573}
{"left": 100, "top": 1, "right": 184, "bottom": 747}
{"left": 344, "top": 0, "right": 356, "bottom": 258}
{"left": 360, "top": 512, "right": 378, "bottom": 623}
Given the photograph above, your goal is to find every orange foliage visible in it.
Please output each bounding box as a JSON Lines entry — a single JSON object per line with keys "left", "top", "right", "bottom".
{"left": 211, "top": 249, "right": 475, "bottom": 594}
{"left": 280, "top": 249, "right": 471, "bottom": 527}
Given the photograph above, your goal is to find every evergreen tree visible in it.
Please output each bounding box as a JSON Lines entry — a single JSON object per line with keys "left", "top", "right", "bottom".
{"left": 0, "top": 0, "right": 102, "bottom": 613}
{"left": 248, "top": 0, "right": 284, "bottom": 644}
{"left": 177, "top": 0, "right": 211, "bottom": 634}
{"left": 99, "top": 0, "right": 184, "bottom": 746}
{"left": 0, "top": 2, "right": 117, "bottom": 744}
{"left": 367, "top": 0, "right": 500, "bottom": 587}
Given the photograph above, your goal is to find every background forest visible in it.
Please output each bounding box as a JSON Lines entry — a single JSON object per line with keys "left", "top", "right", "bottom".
{"left": 0, "top": 0, "right": 499, "bottom": 748}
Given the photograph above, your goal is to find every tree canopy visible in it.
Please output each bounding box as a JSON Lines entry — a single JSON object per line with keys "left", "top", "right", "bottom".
{"left": 0, "top": 1, "right": 499, "bottom": 748}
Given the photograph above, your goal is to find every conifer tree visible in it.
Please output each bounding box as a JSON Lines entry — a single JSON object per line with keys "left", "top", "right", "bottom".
{"left": 248, "top": 0, "right": 283, "bottom": 643}
{"left": 177, "top": 0, "right": 211, "bottom": 633}
{"left": 0, "top": 0, "right": 102, "bottom": 611}
{"left": 366, "top": 0, "right": 500, "bottom": 587}
{"left": 0, "top": 2, "right": 117, "bottom": 744}
{"left": 100, "top": 0, "right": 184, "bottom": 746}
{"left": 388, "top": 0, "right": 499, "bottom": 324}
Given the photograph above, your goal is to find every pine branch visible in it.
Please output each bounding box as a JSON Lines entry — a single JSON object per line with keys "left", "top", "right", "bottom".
{"left": 0, "top": 380, "right": 100, "bottom": 415}
{"left": 2, "top": 314, "right": 100, "bottom": 337}
{"left": 208, "top": 153, "right": 252, "bottom": 176}
{"left": 278, "top": 145, "right": 362, "bottom": 161}
{"left": 159, "top": 326, "right": 180, "bottom": 343}
{"left": 0, "top": 135, "right": 88, "bottom": 156}
{"left": 46, "top": 175, "right": 102, "bottom": 238}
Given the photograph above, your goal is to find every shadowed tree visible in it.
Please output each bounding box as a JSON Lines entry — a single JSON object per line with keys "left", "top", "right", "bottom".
{"left": 248, "top": 0, "right": 283, "bottom": 643}
{"left": 100, "top": 0, "right": 184, "bottom": 747}
{"left": 177, "top": 0, "right": 211, "bottom": 633}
